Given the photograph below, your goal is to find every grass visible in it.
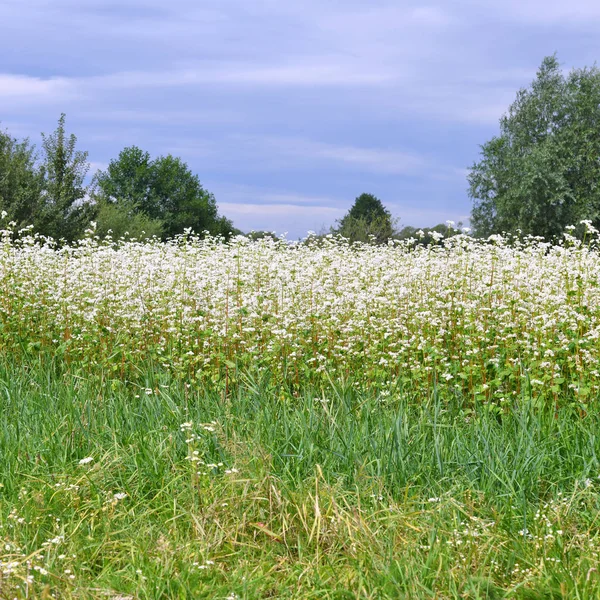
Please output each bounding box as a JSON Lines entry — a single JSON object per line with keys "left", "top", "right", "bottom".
{"left": 2, "top": 359, "right": 600, "bottom": 598}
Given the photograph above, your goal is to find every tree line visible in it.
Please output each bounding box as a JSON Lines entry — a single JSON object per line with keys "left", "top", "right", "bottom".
{"left": 0, "top": 114, "right": 236, "bottom": 242}
{"left": 2, "top": 53, "right": 600, "bottom": 244}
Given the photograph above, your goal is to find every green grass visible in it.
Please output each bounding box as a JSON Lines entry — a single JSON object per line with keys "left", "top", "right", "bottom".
{"left": 2, "top": 359, "right": 600, "bottom": 598}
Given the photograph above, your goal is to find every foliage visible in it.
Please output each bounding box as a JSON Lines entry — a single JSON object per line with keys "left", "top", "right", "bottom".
{"left": 396, "top": 221, "right": 463, "bottom": 244}
{"left": 244, "top": 230, "right": 278, "bottom": 241}
{"left": 38, "top": 114, "right": 95, "bottom": 242}
{"left": 334, "top": 193, "right": 396, "bottom": 243}
{"left": 469, "top": 55, "right": 600, "bottom": 239}
{"left": 343, "top": 192, "right": 390, "bottom": 222}
{"left": 92, "top": 146, "right": 153, "bottom": 211}
{"left": 0, "top": 128, "right": 43, "bottom": 229}
{"left": 0, "top": 121, "right": 235, "bottom": 243}
{"left": 93, "top": 146, "right": 235, "bottom": 240}
{"left": 94, "top": 198, "right": 164, "bottom": 241}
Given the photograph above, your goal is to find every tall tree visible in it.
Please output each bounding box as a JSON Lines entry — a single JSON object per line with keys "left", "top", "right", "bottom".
{"left": 93, "top": 146, "right": 235, "bottom": 240}
{"left": 0, "top": 128, "right": 43, "bottom": 228}
{"left": 334, "top": 193, "right": 395, "bottom": 244}
{"left": 469, "top": 55, "right": 600, "bottom": 239}
{"left": 38, "top": 114, "right": 94, "bottom": 241}
{"left": 93, "top": 146, "right": 154, "bottom": 212}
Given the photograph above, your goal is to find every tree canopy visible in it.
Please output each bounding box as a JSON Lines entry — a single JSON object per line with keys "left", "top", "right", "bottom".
{"left": 0, "top": 129, "right": 43, "bottom": 229}
{"left": 334, "top": 193, "right": 396, "bottom": 244}
{"left": 0, "top": 115, "right": 94, "bottom": 241}
{"left": 93, "top": 146, "right": 236, "bottom": 240}
{"left": 469, "top": 55, "right": 600, "bottom": 239}
{"left": 0, "top": 121, "right": 236, "bottom": 243}
{"left": 38, "top": 114, "right": 94, "bottom": 241}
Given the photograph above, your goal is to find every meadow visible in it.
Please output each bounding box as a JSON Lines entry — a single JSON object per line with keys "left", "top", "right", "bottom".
{"left": 2, "top": 223, "right": 600, "bottom": 598}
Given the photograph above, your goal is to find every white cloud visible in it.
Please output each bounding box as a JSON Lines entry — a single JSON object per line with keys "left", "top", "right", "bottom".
{"left": 410, "top": 6, "right": 452, "bottom": 27}
{"left": 309, "top": 141, "right": 426, "bottom": 174}
{"left": 220, "top": 203, "right": 344, "bottom": 217}
{"left": 82, "top": 108, "right": 241, "bottom": 124}
{"left": 206, "top": 182, "right": 347, "bottom": 206}
{"left": 386, "top": 203, "right": 469, "bottom": 226}
{"left": 259, "top": 192, "right": 343, "bottom": 206}
{"left": 212, "top": 63, "right": 394, "bottom": 86}
{"left": 219, "top": 202, "right": 345, "bottom": 237}
{"left": 497, "top": 0, "right": 600, "bottom": 23}
{"left": 449, "top": 0, "right": 600, "bottom": 25}
{"left": 0, "top": 74, "right": 73, "bottom": 101}
{"left": 79, "top": 60, "right": 396, "bottom": 90}
{"left": 214, "top": 136, "right": 429, "bottom": 175}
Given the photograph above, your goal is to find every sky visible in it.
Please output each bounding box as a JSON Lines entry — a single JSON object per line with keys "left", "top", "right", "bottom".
{"left": 2, "top": 0, "right": 600, "bottom": 238}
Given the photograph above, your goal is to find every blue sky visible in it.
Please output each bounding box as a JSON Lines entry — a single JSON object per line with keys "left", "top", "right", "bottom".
{"left": 2, "top": 0, "right": 600, "bottom": 237}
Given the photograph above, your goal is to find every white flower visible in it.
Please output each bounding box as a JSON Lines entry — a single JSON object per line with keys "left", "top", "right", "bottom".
{"left": 518, "top": 528, "right": 530, "bottom": 537}
{"left": 78, "top": 456, "right": 94, "bottom": 465}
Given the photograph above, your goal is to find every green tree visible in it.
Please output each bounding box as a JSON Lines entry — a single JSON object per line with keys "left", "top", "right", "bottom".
{"left": 94, "top": 199, "right": 164, "bottom": 241}
{"left": 93, "top": 146, "right": 235, "bottom": 240}
{"left": 38, "top": 114, "right": 95, "bottom": 241}
{"left": 0, "top": 128, "right": 43, "bottom": 228}
{"left": 469, "top": 55, "right": 600, "bottom": 239}
{"left": 334, "top": 193, "right": 395, "bottom": 244}
{"left": 92, "top": 146, "right": 154, "bottom": 212}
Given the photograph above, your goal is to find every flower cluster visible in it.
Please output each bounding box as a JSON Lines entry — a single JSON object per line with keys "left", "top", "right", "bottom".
{"left": 2, "top": 228, "right": 600, "bottom": 405}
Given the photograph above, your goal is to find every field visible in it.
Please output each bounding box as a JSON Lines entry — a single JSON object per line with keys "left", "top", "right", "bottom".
{"left": 2, "top": 225, "right": 600, "bottom": 598}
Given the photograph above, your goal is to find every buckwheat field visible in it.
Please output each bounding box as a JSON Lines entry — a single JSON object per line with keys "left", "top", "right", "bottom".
{"left": 2, "top": 223, "right": 600, "bottom": 598}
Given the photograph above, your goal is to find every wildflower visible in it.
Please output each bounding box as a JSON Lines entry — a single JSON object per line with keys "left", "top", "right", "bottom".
{"left": 78, "top": 457, "right": 94, "bottom": 465}
{"left": 518, "top": 528, "right": 531, "bottom": 537}
{"left": 43, "top": 535, "right": 64, "bottom": 546}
